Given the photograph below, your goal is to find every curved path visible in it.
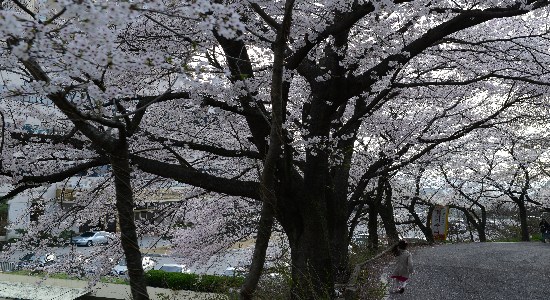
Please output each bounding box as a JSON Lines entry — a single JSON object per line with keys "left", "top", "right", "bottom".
{"left": 386, "top": 242, "right": 550, "bottom": 300}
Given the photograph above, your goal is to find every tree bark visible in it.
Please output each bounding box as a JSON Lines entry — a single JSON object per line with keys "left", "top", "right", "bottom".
{"left": 288, "top": 209, "right": 334, "bottom": 299}
{"left": 408, "top": 203, "right": 435, "bottom": 244}
{"left": 327, "top": 193, "right": 350, "bottom": 283}
{"left": 110, "top": 138, "right": 149, "bottom": 300}
{"left": 367, "top": 205, "right": 379, "bottom": 251}
{"left": 479, "top": 208, "right": 487, "bottom": 242}
{"left": 282, "top": 145, "right": 334, "bottom": 299}
{"left": 449, "top": 205, "right": 487, "bottom": 242}
{"left": 239, "top": 202, "right": 275, "bottom": 299}
{"left": 515, "top": 199, "right": 530, "bottom": 241}
{"left": 379, "top": 181, "right": 399, "bottom": 244}
{"left": 239, "top": 1, "right": 295, "bottom": 298}
{"left": 367, "top": 176, "right": 385, "bottom": 250}
{"left": 425, "top": 205, "right": 435, "bottom": 244}
{"left": 328, "top": 153, "right": 354, "bottom": 283}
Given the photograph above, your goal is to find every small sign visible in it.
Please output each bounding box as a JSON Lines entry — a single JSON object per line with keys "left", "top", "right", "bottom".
{"left": 431, "top": 205, "right": 449, "bottom": 241}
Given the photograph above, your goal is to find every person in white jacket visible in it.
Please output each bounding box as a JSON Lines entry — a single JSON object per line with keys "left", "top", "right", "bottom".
{"left": 389, "top": 239, "right": 414, "bottom": 294}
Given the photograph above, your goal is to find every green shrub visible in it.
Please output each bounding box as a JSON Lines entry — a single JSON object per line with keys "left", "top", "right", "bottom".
{"left": 195, "top": 274, "right": 244, "bottom": 293}
{"left": 0, "top": 202, "right": 9, "bottom": 214}
{"left": 146, "top": 270, "right": 201, "bottom": 290}
{"left": 145, "top": 270, "right": 244, "bottom": 293}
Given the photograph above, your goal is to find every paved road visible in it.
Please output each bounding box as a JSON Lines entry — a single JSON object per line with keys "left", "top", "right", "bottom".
{"left": 0, "top": 235, "right": 252, "bottom": 276}
{"left": 387, "top": 242, "right": 550, "bottom": 300}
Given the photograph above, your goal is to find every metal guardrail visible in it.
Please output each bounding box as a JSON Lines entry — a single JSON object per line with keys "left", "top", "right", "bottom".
{"left": 0, "top": 262, "right": 16, "bottom": 272}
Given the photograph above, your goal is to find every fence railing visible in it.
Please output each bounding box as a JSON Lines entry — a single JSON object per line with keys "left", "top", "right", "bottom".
{"left": 0, "top": 262, "right": 16, "bottom": 272}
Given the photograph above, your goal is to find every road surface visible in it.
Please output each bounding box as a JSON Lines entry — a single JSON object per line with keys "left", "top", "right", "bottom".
{"left": 386, "top": 242, "right": 550, "bottom": 300}
{"left": 0, "top": 236, "right": 252, "bottom": 276}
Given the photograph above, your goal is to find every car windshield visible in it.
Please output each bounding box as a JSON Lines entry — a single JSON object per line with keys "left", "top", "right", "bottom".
{"left": 118, "top": 260, "right": 127, "bottom": 266}
{"left": 80, "top": 232, "right": 95, "bottom": 237}
{"left": 160, "top": 266, "right": 182, "bottom": 273}
{"left": 21, "top": 253, "right": 35, "bottom": 261}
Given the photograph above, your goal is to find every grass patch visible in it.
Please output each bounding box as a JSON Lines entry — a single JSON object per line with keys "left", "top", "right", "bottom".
{"left": 48, "top": 272, "right": 72, "bottom": 280}
{"left": 101, "top": 276, "right": 129, "bottom": 285}
{"left": 146, "top": 270, "right": 244, "bottom": 293}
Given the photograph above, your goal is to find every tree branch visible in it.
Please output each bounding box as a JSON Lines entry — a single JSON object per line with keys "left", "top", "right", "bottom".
{"left": 0, "top": 157, "right": 110, "bottom": 202}
{"left": 348, "top": 1, "right": 550, "bottom": 98}
{"left": 131, "top": 155, "right": 261, "bottom": 200}
{"left": 146, "top": 133, "right": 261, "bottom": 159}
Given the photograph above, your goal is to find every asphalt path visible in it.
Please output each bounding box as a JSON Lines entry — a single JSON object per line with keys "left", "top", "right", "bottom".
{"left": 386, "top": 242, "right": 550, "bottom": 300}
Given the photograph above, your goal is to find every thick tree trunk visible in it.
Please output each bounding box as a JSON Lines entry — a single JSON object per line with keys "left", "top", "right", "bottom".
{"left": 469, "top": 214, "right": 487, "bottom": 242}
{"left": 379, "top": 180, "right": 399, "bottom": 244}
{"left": 418, "top": 221, "right": 434, "bottom": 244}
{"left": 379, "top": 207, "right": 399, "bottom": 244}
{"left": 408, "top": 201, "right": 434, "bottom": 244}
{"left": 110, "top": 140, "right": 149, "bottom": 300}
{"left": 328, "top": 165, "right": 352, "bottom": 283}
{"left": 285, "top": 142, "right": 334, "bottom": 299}
{"left": 479, "top": 208, "right": 487, "bottom": 242}
{"left": 425, "top": 206, "right": 435, "bottom": 244}
{"left": 516, "top": 199, "right": 530, "bottom": 241}
{"left": 289, "top": 219, "right": 334, "bottom": 299}
{"left": 367, "top": 176, "right": 386, "bottom": 250}
{"left": 327, "top": 198, "right": 349, "bottom": 283}
{"left": 477, "top": 224, "right": 487, "bottom": 242}
{"left": 367, "top": 205, "right": 379, "bottom": 250}
{"left": 410, "top": 205, "right": 435, "bottom": 244}
{"left": 471, "top": 207, "right": 488, "bottom": 242}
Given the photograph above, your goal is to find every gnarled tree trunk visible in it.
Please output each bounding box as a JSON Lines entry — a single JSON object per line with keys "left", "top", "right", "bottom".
{"left": 288, "top": 205, "right": 334, "bottom": 299}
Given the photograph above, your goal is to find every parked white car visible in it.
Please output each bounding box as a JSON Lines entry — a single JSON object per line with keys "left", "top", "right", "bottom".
{"left": 16, "top": 252, "right": 57, "bottom": 270}
{"left": 111, "top": 256, "right": 156, "bottom": 276}
{"left": 70, "top": 231, "right": 112, "bottom": 246}
{"left": 158, "top": 263, "right": 191, "bottom": 273}
{"left": 223, "top": 266, "right": 247, "bottom": 277}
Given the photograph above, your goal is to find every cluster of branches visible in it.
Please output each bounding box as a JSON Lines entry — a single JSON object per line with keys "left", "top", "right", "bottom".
{"left": 2, "top": 0, "right": 550, "bottom": 299}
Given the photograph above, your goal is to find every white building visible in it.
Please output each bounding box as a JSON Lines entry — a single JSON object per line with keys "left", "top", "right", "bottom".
{"left": 6, "top": 184, "right": 57, "bottom": 239}
{"left": 4, "top": 177, "right": 104, "bottom": 239}
{"left": 2, "top": 177, "right": 187, "bottom": 239}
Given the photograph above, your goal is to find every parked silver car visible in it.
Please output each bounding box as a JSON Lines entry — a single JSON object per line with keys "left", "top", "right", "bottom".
{"left": 70, "top": 231, "right": 112, "bottom": 246}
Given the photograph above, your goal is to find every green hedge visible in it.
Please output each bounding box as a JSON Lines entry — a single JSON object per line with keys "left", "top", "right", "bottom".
{"left": 145, "top": 270, "right": 244, "bottom": 293}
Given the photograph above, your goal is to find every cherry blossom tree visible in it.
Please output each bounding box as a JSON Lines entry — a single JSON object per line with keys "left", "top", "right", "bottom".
{"left": 441, "top": 162, "right": 493, "bottom": 242}
{"left": 4, "top": 1, "right": 550, "bottom": 299}
{"left": 0, "top": 1, "right": 246, "bottom": 299}
{"left": 433, "top": 115, "right": 550, "bottom": 242}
